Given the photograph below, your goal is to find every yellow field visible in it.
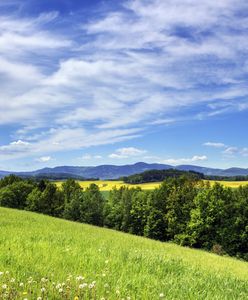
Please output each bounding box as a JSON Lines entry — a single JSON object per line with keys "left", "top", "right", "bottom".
{"left": 56, "top": 180, "right": 248, "bottom": 191}
{"left": 55, "top": 180, "right": 248, "bottom": 191}
{"left": 204, "top": 180, "right": 248, "bottom": 188}
{"left": 56, "top": 180, "right": 162, "bottom": 191}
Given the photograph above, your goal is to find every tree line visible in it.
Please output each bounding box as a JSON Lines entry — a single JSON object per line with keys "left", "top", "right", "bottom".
{"left": 121, "top": 168, "right": 248, "bottom": 184}
{"left": 0, "top": 175, "right": 247, "bottom": 261}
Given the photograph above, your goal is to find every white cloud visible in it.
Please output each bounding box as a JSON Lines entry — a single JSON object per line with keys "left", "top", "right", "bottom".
{"left": 203, "top": 142, "right": 227, "bottom": 148}
{"left": 109, "top": 147, "right": 147, "bottom": 159}
{"left": 223, "top": 147, "right": 239, "bottom": 156}
{"left": 81, "top": 154, "right": 102, "bottom": 160}
{"left": 10, "top": 140, "right": 29, "bottom": 146}
{"left": 1, "top": 0, "right": 248, "bottom": 162}
{"left": 37, "top": 156, "right": 52, "bottom": 163}
{"left": 163, "top": 155, "right": 208, "bottom": 165}
{"left": 240, "top": 148, "right": 248, "bottom": 157}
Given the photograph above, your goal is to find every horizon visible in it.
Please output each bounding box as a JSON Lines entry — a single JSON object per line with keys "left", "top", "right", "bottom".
{"left": 1, "top": 0, "right": 248, "bottom": 171}
{"left": 1, "top": 161, "right": 247, "bottom": 173}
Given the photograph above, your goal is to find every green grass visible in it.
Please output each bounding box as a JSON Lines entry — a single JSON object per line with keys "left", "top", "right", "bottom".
{"left": 0, "top": 208, "right": 247, "bottom": 299}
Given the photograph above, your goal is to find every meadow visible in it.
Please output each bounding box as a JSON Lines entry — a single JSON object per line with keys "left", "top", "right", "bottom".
{"left": 0, "top": 207, "right": 247, "bottom": 300}
{"left": 55, "top": 179, "right": 248, "bottom": 191}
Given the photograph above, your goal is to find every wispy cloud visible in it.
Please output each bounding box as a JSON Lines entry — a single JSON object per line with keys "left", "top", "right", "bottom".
{"left": 162, "top": 155, "right": 208, "bottom": 165}
{"left": 1, "top": 0, "right": 248, "bottom": 162}
{"left": 203, "top": 142, "right": 227, "bottom": 148}
{"left": 81, "top": 154, "right": 102, "bottom": 160}
{"left": 36, "top": 156, "right": 52, "bottom": 163}
{"left": 109, "top": 147, "right": 147, "bottom": 159}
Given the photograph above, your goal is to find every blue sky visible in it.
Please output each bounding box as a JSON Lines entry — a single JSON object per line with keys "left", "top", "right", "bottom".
{"left": 0, "top": 0, "right": 248, "bottom": 171}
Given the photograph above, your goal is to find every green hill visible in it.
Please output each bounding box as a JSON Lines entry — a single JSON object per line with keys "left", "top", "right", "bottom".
{"left": 0, "top": 208, "right": 247, "bottom": 299}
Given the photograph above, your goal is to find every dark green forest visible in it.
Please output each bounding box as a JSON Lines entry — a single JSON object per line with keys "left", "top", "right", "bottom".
{"left": 121, "top": 168, "right": 248, "bottom": 183}
{"left": 0, "top": 174, "right": 247, "bottom": 261}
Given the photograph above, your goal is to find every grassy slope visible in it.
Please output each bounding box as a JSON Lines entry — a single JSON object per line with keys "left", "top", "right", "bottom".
{"left": 0, "top": 208, "right": 247, "bottom": 299}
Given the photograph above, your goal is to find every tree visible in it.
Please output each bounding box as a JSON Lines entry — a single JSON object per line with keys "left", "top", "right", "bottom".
{"left": 186, "top": 183, "right": 234, "bottom": 252}
{"left": 0, "top": 181, "right": 34, "bottom": 209}
{"left": 80, "top": 184, "right": 104, "bottom": 226}
{"left": 26, "top": 183, "right": 63, "bottom": 217}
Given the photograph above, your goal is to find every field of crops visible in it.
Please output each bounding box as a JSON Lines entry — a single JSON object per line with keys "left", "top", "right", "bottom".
{"left": 56, "top": 180, "right": 162, "bottom": 191}
{"left": 0, "top": 207, "right": 247, "bottom": 299}
{"left": 206, "top": 180, "right": 248, "bottom": 188}
{"left": 55, "top": 179, "right": 248, "bottom": 191}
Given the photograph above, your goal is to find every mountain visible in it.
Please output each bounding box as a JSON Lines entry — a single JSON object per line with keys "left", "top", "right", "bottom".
{"left": 1, "top": 162, "right": 248, "bottom": 179}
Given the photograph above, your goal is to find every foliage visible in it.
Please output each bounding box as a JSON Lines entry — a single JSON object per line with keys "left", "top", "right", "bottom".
{"left": 122, "top": 169, "right": 203, "bottom": 184}
{"left": 0, "top": 175, "right": 248, "bottom": 260}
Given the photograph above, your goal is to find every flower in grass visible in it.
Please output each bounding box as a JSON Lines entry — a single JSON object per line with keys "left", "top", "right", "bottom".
{"left": 5, "top": 271, "right": 9, "bottom": 275}
{"left": 41, "top": 278, "right": 47, "bottom": 283}
{"left": 104, "top": 283, "right": 109, "bottom": 289}
{"left": 41, "top": 287, "right": 46, "bottom": 293}
{"left": 74, "top": 297, "right": 79, "bottom": 300}
{"left": 19, "top": 282, "right": 24, "bottom": 287}
{"left": 2, "top": 284, "right": 7, "bottom": 289}
{"left": 76, "top": 276, "right": 84, "bottom": 281}
{"left": 116, "top": 290, "right": 120, "bottom": 295}
{"left": 10, "top": 278, "right": 15, "bottom": 283}
{"left": 159, "top": 293, "right": 165, "bottom": 298}
{"left": 59, "top": 288, "right": 63, "bottom": 293}
{"left": 23, "top": 292, "right": 28, "bottom": 295}
{"left": 37, "top": 297, "right": 42, "bottom": 300}
{"left": 56, "top": 284, "right": 61, "bottom": 289}
{"left": 79, "top": 283, "right": 87, "bottom": 289}
{"left": 0, "top": 272, "right": 4, "bottom": 276}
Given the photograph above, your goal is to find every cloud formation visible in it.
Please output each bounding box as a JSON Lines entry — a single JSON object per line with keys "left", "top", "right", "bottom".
{"left": 163, "top": 155, "right": 208, "bottom": 165}
{"left": 1, "top": 0, "right": 248, "bottom": 162}
{"left": 109, "top": 147, "right": 147, "bottom": 159}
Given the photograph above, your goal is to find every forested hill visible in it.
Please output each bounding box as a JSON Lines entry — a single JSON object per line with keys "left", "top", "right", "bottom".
{"left": 121, "top": 169, "right": 204, "bottom": 183}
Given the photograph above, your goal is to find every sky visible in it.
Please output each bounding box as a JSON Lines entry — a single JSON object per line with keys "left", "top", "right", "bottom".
{"left": 0, "top": 0, "right": 248, "bottom": 171}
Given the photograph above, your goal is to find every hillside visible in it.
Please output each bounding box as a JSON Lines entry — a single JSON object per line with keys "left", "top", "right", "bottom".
{"left": 0, "top": 208, "right": 247, "bottom": 299}
{"left": 2, "top": 162, "right": 248, "bottom": 179}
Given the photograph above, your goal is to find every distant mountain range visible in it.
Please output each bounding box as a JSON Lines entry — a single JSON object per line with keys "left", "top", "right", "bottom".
{"left": 1, "top": 162, "right": 248, "bottom": 179}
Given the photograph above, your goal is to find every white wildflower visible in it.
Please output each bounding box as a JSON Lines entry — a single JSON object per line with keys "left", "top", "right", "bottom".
{"left": 76, "top": 275, "right": 84, "bottom": 281}
{"left": 41, "top": 287, "right": 46, "bottom": 293}
{"left": 59, "top": 288, "right": 63, "bottom": 293}
{"left": 79, "top": 283, "right": 87, "bottom": 289}
{"left": 159, "top": 293, "right": 165, "bottom": 298}
{"left": 19, "top": 282, "right": 24, "bottom": 287}
{"left": 2, "top": 284, "right": 7, "bottom": 289}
